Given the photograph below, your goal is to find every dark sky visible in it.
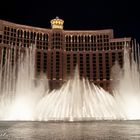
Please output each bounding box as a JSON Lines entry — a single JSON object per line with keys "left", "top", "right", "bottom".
{"left": 0, "top": 0, "right": 140, "bottom": 42}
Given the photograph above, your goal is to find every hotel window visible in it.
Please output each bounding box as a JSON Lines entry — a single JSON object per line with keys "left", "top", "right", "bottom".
{"left": 105, "top": 53, "right": 110, "bottom": 80}
{"left": 0, "top": 34, "right": 2, "bottom": 43}
{"left": 104, "top": 47, "right": 109, "bottom": 50}
{"left": 10, "top": 48, "right": 15, "bottom": 66}
{"left": 52, "top": 33, "right": 62, "bottom": 49}
{"left": 43, "top": 52, "right": 47, "bottom": 73}
{"left": 56, "top": 52, "right": 60, "bottom": 80}
{"left": 112, "top": 52, "right": 116, "bottom": 64}
{"left": 85, "top": 44, "right": 90, "bottom": 51}
{"left": 36, "top": 33, "right": 40, "bottom": 49}
{"left": 67, "top": 54, "right": 70, "bottom": 74}
{"left": 92, "top": 54, "right": 96, "bottom": 80}
{"left": 75, "top": 36, "right": 78, "bottom": 43}
{"left": 86, "top": 54, "right": 90, "bottom": 78}
{"left": 36, "top": 52, "right": 41, "bottom": 73}
{"left": 16, "top": 30, "right": 23, "bottom": 47}
{"left": 3, "top": 27, "right": 10, "bottom": 44}
{"left": 118, "top": 52, "right": 123, "bottom": 68}
{"left": 99, "top": 53, "right": 103, "bottom": 80}
{"left": 43, "top": 34, "right": 49, "bottom": 50}
{"left": 50, "top": 52, "right": 53, "bottom": 79}
{"left": 91, "top": 44, "right": 96, "bottom": 51}
{"left": 79, "top": 54, "right": 83, "bottom": 77}
{"left": 73, "top": 54, "right": 77, "bottom": 68}
{"left": 1, "top": 47, "right": 7, "bottom": 66}
{"left": 85, "top": 35, "right": 90, "bottom": 43}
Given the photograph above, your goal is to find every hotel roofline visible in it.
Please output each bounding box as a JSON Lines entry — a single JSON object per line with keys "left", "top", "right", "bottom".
{"left": 0, "top": 19, "right": 113, "bottom": 32}
{"left": 0, "top": 19, "right": 132, "bottom": 42}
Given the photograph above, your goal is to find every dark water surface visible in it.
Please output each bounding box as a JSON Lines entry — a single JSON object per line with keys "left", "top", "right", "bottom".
{"left": 0, "top": 121, "right": 140, "bottom": 139}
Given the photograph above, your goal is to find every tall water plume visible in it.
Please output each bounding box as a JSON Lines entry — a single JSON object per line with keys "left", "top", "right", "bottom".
{"left": 0, "top": 46, "right": 49, "bottom": 120}
{"left": 113, "top": 42, "right": 140, "bottom": 120}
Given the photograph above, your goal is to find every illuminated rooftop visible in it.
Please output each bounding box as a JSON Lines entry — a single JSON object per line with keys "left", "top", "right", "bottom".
{"left": 50, "top": 16, "right": 64, "bottom": 29}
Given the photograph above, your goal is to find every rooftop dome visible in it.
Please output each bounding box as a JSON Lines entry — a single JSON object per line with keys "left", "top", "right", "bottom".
{"left": 50, "top": 17, "right": 64, "bottom": 29}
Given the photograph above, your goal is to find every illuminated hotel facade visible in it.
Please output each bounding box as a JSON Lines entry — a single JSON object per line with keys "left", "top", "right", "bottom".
{"left": 0, "top": 17, "right": 131, "bottom": 90}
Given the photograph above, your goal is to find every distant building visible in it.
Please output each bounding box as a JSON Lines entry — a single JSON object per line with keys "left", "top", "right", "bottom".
{"left": 0, "top": 17, "right": 131, "bottom": 91}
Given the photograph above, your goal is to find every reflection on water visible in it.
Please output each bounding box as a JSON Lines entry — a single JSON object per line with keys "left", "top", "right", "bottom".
{"left": 0, "top": 121, "right": 140, "bottom": 139}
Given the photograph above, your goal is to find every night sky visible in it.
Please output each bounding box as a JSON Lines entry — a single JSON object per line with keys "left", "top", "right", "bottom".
{"left": 0, "top": 0, "right": 140, "bottom": 42}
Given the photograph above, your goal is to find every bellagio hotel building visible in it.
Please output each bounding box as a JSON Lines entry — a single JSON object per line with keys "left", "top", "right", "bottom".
{"left": 0, "top": 17, "right": 131, "bottom": 91}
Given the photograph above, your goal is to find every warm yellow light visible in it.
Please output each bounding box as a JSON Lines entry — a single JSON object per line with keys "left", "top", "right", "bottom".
{"left": 50, "top": 17, "right": 64, "bottom": 29}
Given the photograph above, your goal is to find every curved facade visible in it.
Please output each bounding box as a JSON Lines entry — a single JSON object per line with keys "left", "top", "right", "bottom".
{"left": 0, "top": 17, "right": 131, "bottom": 90}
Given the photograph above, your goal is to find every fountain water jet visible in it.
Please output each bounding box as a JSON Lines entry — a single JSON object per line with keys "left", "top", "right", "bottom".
{"left": 113, "top": 44, "right": 140, "bottom": 120}
{"left": 0, "top": 46, "right": 49, "bottom": 120}
{"left": 0, "top": 43, "right": 140, "bottom": 121}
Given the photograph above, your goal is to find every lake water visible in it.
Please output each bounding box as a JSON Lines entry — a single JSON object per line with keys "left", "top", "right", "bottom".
{"left": 0, "top": 121, "right": 140, "bottom": 139}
